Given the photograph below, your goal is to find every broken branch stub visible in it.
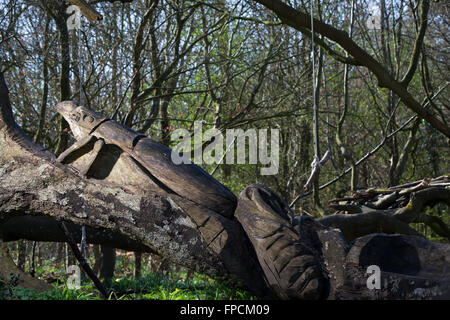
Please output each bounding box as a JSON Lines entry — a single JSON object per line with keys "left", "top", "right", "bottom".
{"left": 303, "top": 150, "right": 331, "bottom": 192}
{"left": 68, "top": 0, "right": 103, "bottom": 21}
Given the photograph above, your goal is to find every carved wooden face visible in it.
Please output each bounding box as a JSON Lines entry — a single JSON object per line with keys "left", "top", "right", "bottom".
{"left": 56, "top": 101, "right": 106, "bottom": 140}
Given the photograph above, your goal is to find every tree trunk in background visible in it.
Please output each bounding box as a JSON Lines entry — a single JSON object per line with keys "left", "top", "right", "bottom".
{"left": 34, "top": 16, "right": 51, "bottom": 146}
{"left": 312, "top": 49, "right": 325, "bottom": 216}
{"left": 53, "top": 3, "right": 72, "bottom": 156}
{"left": 65, "top": 243, "right": 76, "bottom": 269}
{"left": 16, "top": 240, "right": 26, "bottom": 272}
{"left": 55, "top": 243, "right": 64, "bottom": 268}
{"left": 336, "top": 0, "right": 358, "bottom": 192}
{"left": 92, "top": 244, "right": 101, "bottom": 276}
{"left": 37, "top": 242, "right": 42, "bottom": 270}
{"left": 134, "top": 252, "right": 142, "bottom": 278}
{"left": 30, "top": 241, "right": 37, "bottom": 277}
{"left": 99, "top": 246, "right": 116, "bottom": 281}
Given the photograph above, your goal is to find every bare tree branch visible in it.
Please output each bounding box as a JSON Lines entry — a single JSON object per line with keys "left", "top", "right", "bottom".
{"left": 252, "top": 0, "right": 449, "bottom": 137}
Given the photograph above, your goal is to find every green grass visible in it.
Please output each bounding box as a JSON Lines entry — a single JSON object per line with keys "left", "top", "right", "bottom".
{"left": 9, "top": 285, "right": 103, "bottom": 300}
{"left": 109, "top": 272, "right": 255, "bottom": 300}
{"left": 1, "top": 271, "right": 256, "bottom": 300}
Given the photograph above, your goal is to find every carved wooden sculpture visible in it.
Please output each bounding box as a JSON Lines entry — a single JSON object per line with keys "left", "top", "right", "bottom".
{"left": 237, "top": 184, "right": 450, "bottom": 300}
{"left": 237, "top": 184, "right": 329, "bottom": 299}
{"left": 50, "top": 101, "right": 450, "bottom": 299}
{"left": 55, "top": 101, "right": 236, "bottom": 218}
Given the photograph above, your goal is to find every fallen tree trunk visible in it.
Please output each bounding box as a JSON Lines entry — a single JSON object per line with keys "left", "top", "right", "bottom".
{"left": 321, "top": 179, "right": 450, "bottom": 242}
{"left": 0, "top": 241, "right": 52, "bottom": 293}
{"left": 1, "top": 72, "right": 449, "bottom": 299}
{"left": 236, "top": 184, "right": 450, "bottom": 299}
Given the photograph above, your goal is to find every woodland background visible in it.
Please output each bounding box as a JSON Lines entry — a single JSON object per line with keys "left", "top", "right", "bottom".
{"left": 0, "top": 0, "right": 448, "bottom": 299}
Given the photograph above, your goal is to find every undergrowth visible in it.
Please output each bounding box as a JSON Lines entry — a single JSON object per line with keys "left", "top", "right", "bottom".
{"left": 0, "top": 271, "right": 256, "bottom": 300}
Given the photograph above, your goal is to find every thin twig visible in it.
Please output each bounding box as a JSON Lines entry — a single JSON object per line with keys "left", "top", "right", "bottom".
{"left": 289, "top": 83, "right": 448, "bottom": 205}
{"left": 58, "top": 221, "right": 111, "bottom": 300}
